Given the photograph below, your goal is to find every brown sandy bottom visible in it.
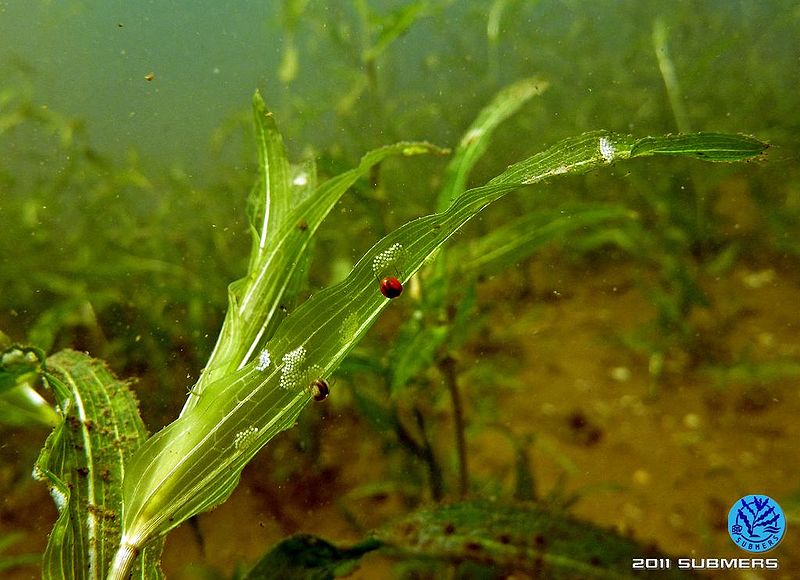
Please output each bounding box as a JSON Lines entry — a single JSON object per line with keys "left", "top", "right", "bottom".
{"left": 159, "top": 258, "right": 798, "bottom": 579}
{"left": 1, "top": 258, "right": 797, "bottom": 579}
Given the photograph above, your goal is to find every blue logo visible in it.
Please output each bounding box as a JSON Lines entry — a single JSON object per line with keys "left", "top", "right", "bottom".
{"left": 728, "top": 495, "right": 785, "bottom": 553}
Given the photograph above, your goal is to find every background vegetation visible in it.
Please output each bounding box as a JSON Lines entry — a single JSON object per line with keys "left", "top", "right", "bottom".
{"left": 1, "top": 1, "right": 798, "bottom": 578}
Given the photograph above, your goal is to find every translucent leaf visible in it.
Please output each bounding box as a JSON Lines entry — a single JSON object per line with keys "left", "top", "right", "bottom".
{"left": 0, "top": 383, "right": 58, "bottom": 428}
{"left": 114, "top": 126, "right": 766, "bottom": 572}
{"left": 629, "top": 133, "right": 767, "bottom": 161}
{"left": 438, "top": 76, "right": 549, "bottom": 210}
{"left": 449, "top": 204, "right": 636, "bottom": 278}
{"left": 184, "top": 91, "right": 444, "bottom": 410}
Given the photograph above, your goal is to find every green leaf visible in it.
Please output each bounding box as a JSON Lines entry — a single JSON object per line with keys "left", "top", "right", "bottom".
{"left": 34, "top": 350, "right": 163, "bottom": 579}
{"left": 186, "top": 92, "right": 445, "bottom": 409}
{"left": 390, "top": 324, "right": 449, "bottom": 393}
{"left": 431, "top": 76, "right": 547, "bottom": 316}
{"left": 0, "top": 343, "right": 57, "bottom": 428}
{"left": 438, "top": 77, "right": 549, "bottom": 210}
{"left": 450, "top": 204, "right": 636, "bottom": 278}
{"left": 0, "top": 383, "right": 59, "bottom": 428}
{"left": 350, "top": 385, "right": 398, "bottom": 435}
{"left": 243, "top": 534, "right": 380, "bottom": 580}
{"left": 629, "top": 133, "right": 767, "bottom": 161}
{"left": 377, "top": 500, "right": 692, "bottom": 578}
{"left": 362, "top": 1, "right": 428, "bottom": 64}
{"left": 0, "top": 344, "right": 43, "bottom": 396}
{"left": 115, "top": 125, "right": 766, "bottom": 568}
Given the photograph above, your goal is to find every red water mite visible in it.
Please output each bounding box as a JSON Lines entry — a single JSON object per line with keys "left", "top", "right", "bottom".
{"left": 380, "top": 276, "right": 403, "bottom": 299}
{"left": 309, "top": 378, "right": 329, "bottom": 402}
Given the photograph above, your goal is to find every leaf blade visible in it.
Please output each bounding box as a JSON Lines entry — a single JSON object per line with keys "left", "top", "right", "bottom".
{"left": 35, "top": 350, "right": 163, "bottom": 579}
{"left": 119, "top": 128, "right": 766, "bottom": 555}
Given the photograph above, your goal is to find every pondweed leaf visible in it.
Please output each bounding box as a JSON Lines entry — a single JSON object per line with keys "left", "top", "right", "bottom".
{"left": 111, "top": 93, "right": 766, "bottom": 578}
{"left": 0, "top": 382, "right": 58, "bottom": 428}
{"left": 629, "top": 133, "right": 768, "bottom": 161}
{"left": 377, "top": 500, "right": 694, "bottom": 578}
{"left": 34, "top": 350, "right": 163, "bottom": 579}
{"left": 0, "top": 345, "right": 43, "bottom": 397}
{"left": 449, "top": 204, "right": 637, "bottom": 278}
{"left": 242, "top": 534, "right": 381, "bottom": 580}
{"left": 438, "top": 76, "right": 549, "bottom": 210}
{"left": 240, "top": 500, "right": 693, "bottom": 579}
{"left": 185, "top": 91, "right": 446, "bottom": 408}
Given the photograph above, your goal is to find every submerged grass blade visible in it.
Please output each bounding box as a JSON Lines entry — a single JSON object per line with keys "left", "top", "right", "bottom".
{"left": 35, "top": 350, "right": 163, "bottom": 579}
{"left": 450, "top": 205, "right": 636, "bottom": 278}
{"left": 115, "top": 127, "right": 766, "bottom": 573}
{"left": 630, "top": 133, "right": 767, "bottom": 161}
{"left": 184, "top": 92, "right": 444, "bottom": 411}
{"left": 438, "top": 77, "right": 549, "bottom": 210}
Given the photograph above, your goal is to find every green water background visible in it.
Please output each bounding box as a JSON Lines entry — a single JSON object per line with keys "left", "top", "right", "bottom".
{"left": 2, "top": 1, "right": 796, "bottom": 184}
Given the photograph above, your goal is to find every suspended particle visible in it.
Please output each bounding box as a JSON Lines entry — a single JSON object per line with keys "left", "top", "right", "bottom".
{"left": 599, "top": 137, "right": 615, "bottom": 162}
{"left": 256, "top": 349, "right": 271, "bottom": 371}
{"left": 380, "top": 276, "right": 403, "bottom": 299}
{"left": 234, "top": 426, "right": 259, "bottom": 450}
{"left": 279, "top": 346, "right": 306, "bottom": 390}
{"left": 309, "top": 378, "right": 330, "bottom": 402}
{"left": 144, "top": 72, "right": 155, "bottom": 81}
{"left": 372, "top": 242, "right": 404, "bottom": 277}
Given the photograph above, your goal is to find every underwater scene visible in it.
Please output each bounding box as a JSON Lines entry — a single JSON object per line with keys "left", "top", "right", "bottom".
{"left": 1, "top": 1, "right": 798, "bottom": 578}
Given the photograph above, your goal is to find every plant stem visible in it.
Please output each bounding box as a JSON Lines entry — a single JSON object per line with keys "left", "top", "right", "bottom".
{"left": 439, "top": 355, "right": 469, "bottom": 498}
{"left": 393, "top": 407, "right": 444, "bottom": 501}
{"left": 106, "top": 541, "right": 138, "bottom": 580}
{"left": 413, "top": 407, "right": 444, "bottom": 502}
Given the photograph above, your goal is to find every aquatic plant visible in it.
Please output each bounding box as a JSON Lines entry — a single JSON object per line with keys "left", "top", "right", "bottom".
{"left": 2, "top": 80, "right": 765, "bottom": 577}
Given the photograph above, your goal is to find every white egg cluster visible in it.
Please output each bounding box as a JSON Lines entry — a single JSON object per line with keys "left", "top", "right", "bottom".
{"left": 599, "top": 136, "right": 616, "bottom": 163}
{"left": 233, "top": 426, "right": 259, "bottom": 450}
{"left": 256, "top": 348, "right": 271, "bottom": 371}
{"left": 279, "top": 346, "right": 306, "bottom": 390}
{"left": 372, "top": 242, "right": 404, "bottom": 276}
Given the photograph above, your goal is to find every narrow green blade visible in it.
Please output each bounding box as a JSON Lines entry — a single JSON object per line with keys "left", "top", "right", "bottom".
{"left": 630, "top": 133, "right": 767, "bottom": 161}
{"left": 186, "top": 93, "right": 444, "bottom": 411}
{"left": 450, "top": 205, "right": 636, "bottom": 278}
{"left": 117, "top": 129, "right": 766, "bottom": 560}
{"left": 438, "top": 77, "right": 549, "bottom": 210}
